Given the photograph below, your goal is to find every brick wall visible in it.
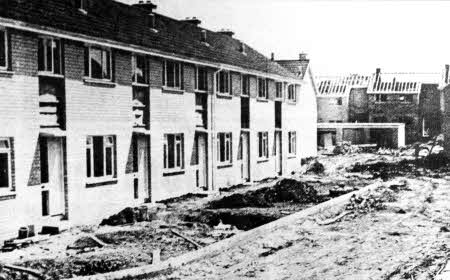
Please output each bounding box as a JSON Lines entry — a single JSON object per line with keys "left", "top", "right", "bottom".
{"left": 11, "top": 30, "right": 38, "bottom": 76}
{"left": 368, "top": 94, "right": 420, "bottom": 143}
{"left": 115, "top": 50, "right": 132, "bottom": 86}
{"left": 419, "top": 84, "right": 441, "bottom": 138}
{"left": 317, "top": 96, "right": 348, "bottom": 123}
{"left": 149, "top": 56, "right": 163, "bottom": 88}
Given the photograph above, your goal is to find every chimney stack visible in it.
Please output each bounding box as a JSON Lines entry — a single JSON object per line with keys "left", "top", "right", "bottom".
{"left": 132, "top": 0, "right": 157, "bottom": 13}
{"left": 218, "top": 29, "right": 235, "bottom": 38}
{"left": 445, "top": 64, "right": 449, "bottom": 84}
{"left": 201, "top": 30, "right": 207, "bottom": 43}
{"left": 299, "top": 52, "right": 308, "bottom": 61}
{"left": 182, "top": 17, "right": 202, "bottom": 26}
{"left": 240, "top": 42, "right": 246, "bottom": 54}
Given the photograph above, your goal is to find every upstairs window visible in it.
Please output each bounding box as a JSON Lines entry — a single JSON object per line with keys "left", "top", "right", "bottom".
{"left": 132, "top": 54, "right": 149, "bottom": 84}
{"left": 258, "top": 78, "right": 268, "bottom": 99}
{"left": 164, "top": 134, "right": 184, "bottom": 172}
{"left": 258, "top": 132, "right": 269, "bottom": 159}
{"left": 163, "top": 60, "right": 183, "bottom": 89}
{"left": 276, "top": 82, "right": 283, "bottom": 99}
{"left": 38, "top": 38, "right": 62, "bottom": 75}
{"left": 217, "top": 132, "right": 232, "bottom": 164}
{"left": 242, "top": 75, "right": 250, "bottom": 96}
{"left": 0, "top": 28, "right": 8, "bottom": 70}
{"left": 85, "top": 46, "right": 112, "bottom": 80}
{"left": 0, "top": 139, "right": 12, "bottom": 190}
{"left": 288, "top": 85, "right": 297, "bottom": 102}
{"left": 288, "top": 131, "right": 297, "bottom": 155}
{"left": 216, "top": 71, "right": 230, "bottom": 95}
{"left": 195, "top": 66, "right": 208, "bottom": 91}
{"left": 86, "top": 136, "right": 116, "bottom": 180}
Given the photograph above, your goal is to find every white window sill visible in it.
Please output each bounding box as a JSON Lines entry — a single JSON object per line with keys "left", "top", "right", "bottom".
{"left": 216, "top": 93, "right": 232, "bottom": 99}
{"left": 195, "top": 89, "right": 208, "bottom": 94}
{"left": 86, "top": 177, "right": 117, "bottom": 188}
{"left": 217, "top": 163, "right": 232, "bottom": 169}
{"left": 162, "top": 86, "right": 184, "bottom": 94}
{"left": 0, "top": 69, "right": 14, "bottom": 77}
{"left": 256, "top": 98, "right": 269, "bottom": 103}
{"left": 287, "top": 154, "right": 297, "bottom": 159}
{"left": 163, "top": 169, "right": 185, "bottom": 176}
{"left": 38, "top": 71, "right": 64, "bottom": 79}
{"left": 78, "top": 8, "right": 88, "bottom": 15}
{"left": 83, "top": 77, "right": 116, "bottom": 87}
{"left": 287, "top": 100, "right": 297, "bottom": 105}
{"left": 257, "top": 158, "right": 269, "bottom": 163}
{"left": 132, "top": 82, "right": 150, "bottom": 87}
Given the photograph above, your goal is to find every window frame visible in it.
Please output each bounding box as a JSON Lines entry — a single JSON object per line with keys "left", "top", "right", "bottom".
{"left": 195, "top": 66, "right": 208, "bottom": 92}
{"left": 0, "top": 138, "right": 12, "bottom": 191}
{"left": 258, "top": 78, "right": 269, "bottom": 99}
{"left": 288, "top": 84, "right": 297, "bottom": 102}
{"left": 132, "top": 54, "right": 149, "bottom": 85}
{"left": 216, "top": 71, "right": 231, "bottom": 95}
{"left": 258, "top": 132, "right": 269, "bottom": 159}
{"left": 288, "top": 131, "right": 297, "bottom": 156}
{"left": 163, "top": 60, "right": 183, "bottom": 90}
{"left": 217, "top": 132, "right": 232, "bottom": 165}
{"left": 163, "top": 133, "right": 185, "bottom": 173}
{"left": 85, "top": 45, "right": 112, "bottom": 81}
{"left": 86, "top": 135, "right": 116, "bottom": 183}
{"left": 38, "top": 37, "right": 63, "bottom": 75}
{"left": 0, "top": 27, "right": 8, "bottom": 71}
{"left": 242, "top": 75, "right": 250, "bottom": 96}
{"left": 275, "top": 82, "right": 283, "bottom": 99}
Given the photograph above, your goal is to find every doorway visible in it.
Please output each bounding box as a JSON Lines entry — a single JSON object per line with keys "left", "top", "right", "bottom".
{"left": 240, "top": 132, "right": 250, "bottom": 182}
{"left": 41, "top": 137, "right": 65, "bottom": 217}
{"left": 274, "top": 131, "right": 282, "bottom": 175}
{"left": 195, "top": 132, "right": 208, "bottom": 190}
{"left": 132, "top": 135, "right": 150, "bottom": 201}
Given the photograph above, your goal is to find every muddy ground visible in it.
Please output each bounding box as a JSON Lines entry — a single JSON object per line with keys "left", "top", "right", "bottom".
{"left": 1, "top": 151, "right": 449, "bottom": 279}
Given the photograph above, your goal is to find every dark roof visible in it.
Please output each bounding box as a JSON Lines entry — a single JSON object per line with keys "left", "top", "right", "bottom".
{"left": 1, "top": 0, "right": 298, "bottom": 79}
{"left": 276, "top": 59, "right": 310, "bottom": 79}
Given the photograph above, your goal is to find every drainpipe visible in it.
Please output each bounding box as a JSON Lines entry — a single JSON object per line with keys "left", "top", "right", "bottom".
{"left": 211, "top": 68, "right": 223, "bottom": 191}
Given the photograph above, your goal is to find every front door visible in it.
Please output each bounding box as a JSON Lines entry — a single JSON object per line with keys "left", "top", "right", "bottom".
{"left": 241, "top": 132, "right": 250, "bottom": 182}
{"left": 275, "top": 131, "right": 282, "bottom": 175}
{"left": 134, "top": 135, "right": 149, "bottom": 201}
{"left": 47, "top": 138, "right": 65, "bottom": 216}
{"left": 196, "top": 133, "right": 208, "bottom": 190}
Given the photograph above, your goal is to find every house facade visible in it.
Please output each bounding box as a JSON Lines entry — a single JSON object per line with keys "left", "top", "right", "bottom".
{"left": 0, "top": 0, "right": 317, "bottom": 240}
{"left": 315, "top": 69, "right": 442, "bottom": 148}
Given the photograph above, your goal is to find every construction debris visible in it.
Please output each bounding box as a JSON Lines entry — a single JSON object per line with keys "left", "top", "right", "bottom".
{"left": 170, "top": 229, "right": 202, "bottom": 249}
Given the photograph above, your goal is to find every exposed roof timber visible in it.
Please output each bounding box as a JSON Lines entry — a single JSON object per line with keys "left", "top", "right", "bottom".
{"left": 0, "top": 17, "right": 303, "bottom": 84}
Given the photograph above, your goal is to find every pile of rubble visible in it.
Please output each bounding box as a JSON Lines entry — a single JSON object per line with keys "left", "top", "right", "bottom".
{"left": 208, "top": 179, "right": 321, "bottom": 209}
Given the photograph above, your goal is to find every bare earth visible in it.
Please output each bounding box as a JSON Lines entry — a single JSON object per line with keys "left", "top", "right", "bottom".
{"left": 150, "top": 177, "right": 450, "bottom": 280}
{"left": 2, "top": 152, "right": 450, "bottom": 279}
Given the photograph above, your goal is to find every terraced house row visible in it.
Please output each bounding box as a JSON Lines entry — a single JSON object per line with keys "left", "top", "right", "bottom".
{"left": 0, "top": 0, "right": 318, "bottom": 240}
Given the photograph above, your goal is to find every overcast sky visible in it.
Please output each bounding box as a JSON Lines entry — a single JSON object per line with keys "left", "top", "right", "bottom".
{"left": 118, "top": 0, "right": 449, "bottom": 76}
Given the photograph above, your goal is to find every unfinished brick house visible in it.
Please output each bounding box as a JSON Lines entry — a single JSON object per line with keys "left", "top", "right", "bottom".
{"left": 0, "top": 0, "right": 317, "bottom": 240}
{"left": 315, "top": 69, "right": 442, "bottom": 148}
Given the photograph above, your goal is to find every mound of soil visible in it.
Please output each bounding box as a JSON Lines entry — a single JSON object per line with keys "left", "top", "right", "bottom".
{"left": 100, "top": 206, "right": 156, "bottom": 226}
{"left": 208, "top": 179, "right": 320, "bottom": 209}
{"left": 184, "top": 210, "right": 278, "bottom": 231}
